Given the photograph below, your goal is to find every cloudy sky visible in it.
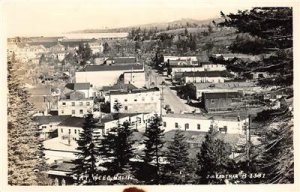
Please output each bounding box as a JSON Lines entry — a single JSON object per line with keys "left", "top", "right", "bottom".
{"left": 1, "top": 0, "right": 291, "bottom": 37}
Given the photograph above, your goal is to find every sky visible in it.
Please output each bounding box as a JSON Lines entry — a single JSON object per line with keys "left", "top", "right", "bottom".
{"left": 1, "top": 0, "right": 293, "bottom": 37}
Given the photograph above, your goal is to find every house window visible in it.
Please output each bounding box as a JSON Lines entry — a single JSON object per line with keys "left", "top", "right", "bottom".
{"left": 61, "top": 129, "right": 63, "bottom": 133}
{"left": 197, "top": 124, "right": 201, "bottom": 130}
{"left": 42, "top": 126, "right": 46, "bottom": 129}
{"left": 163, "top": 122, "right": 166, "bottom": 127}
{"left": 185, "top": 123, "right": 189, "bottom": 130}
{"left": 137, "top": 117, "right": 142, "bottom": 124}
{"left": 79, "top": 109, "right": 83, "bottom": 114}
{"left": 142, "top": 97, "right": 145, "bottom": 101}
{"left": 74, "top": 129, "right": 77, "bottom": 134}
{"left": 49, "top": 125, "right": 52, "bottom": 128}
{"left": 72, "top": 110, "right": 75, "bottom": 114}
{"left": 61, "top": 110, "right": 64, "bottom": 114}
{"left": 175, "top": 122, "right": 178, "bottom": 128}
{"left": 134, "top": 99, "right": 137, "bottom": 102}
{"left": 114, "top": 99, "right": 118, "bottom": 102}
{"left": 210, "top": 99, "right": 215, "bottom": 104}
{"left": 69, "top": 129, "right": 71, "bottom": 134}
{"left": 79, "top": 102, "right": 83, "bottom": 106}
{"left": 124, "top": 99, "right": 128, "bottom": 102}
{"left": 86, "top": 102, "right": 90, "bottom": 106}
{"left": 124, "top": 106, "right": 128, "bottom": 110}
{"left": 72, "top": 102, "right": 75, "bottom": 106}
{"left": 62, "top": 102, "right": 66, "bottom": 106}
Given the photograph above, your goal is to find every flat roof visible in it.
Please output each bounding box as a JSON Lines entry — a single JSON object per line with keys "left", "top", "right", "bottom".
{"left": 182, "top": 71, "right": 233, "bottom": 78}
{"left": 194, "top": 82, "right": 255, "bottom": 89}
{"left": 81, "top": 64, "right": 143, "bottom": 72}
{"left": 203, "top": 91, "right": 243, "bottom": 99}
{"left": 65, "top": 83, "right": 90, "bottom": 90}
{"left": 109, "top": 87, "right": 160, "bottom": 95}
{"left": 163, "top": 112, "right": 248, "bottom": 121}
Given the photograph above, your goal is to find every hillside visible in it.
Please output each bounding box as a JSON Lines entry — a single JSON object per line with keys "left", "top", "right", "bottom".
{"left": 69, "top": 17, "right": 221, "bottom": 33}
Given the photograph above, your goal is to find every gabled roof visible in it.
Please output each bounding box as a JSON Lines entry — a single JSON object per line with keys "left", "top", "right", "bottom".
{"left": 33, "top": 115, "right": 72, "bottom": 125}
{"left": 65, "top": 83, "right": 90, "bottom": 91}
{"left": 82, "top": 64, "right": 143, "bottom": 72}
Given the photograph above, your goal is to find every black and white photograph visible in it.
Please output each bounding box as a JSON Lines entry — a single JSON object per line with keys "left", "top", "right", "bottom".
{"left": 1, "top": 0, "right": 299, "bottom": 191}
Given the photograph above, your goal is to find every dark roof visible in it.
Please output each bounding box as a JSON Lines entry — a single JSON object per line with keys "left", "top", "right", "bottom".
{"left": 101, "top": 83, "right": 138, "bottom": 92}
{"left": 171, "top": 65, "right": 202, "bottom": 68}
{"left": 203, "top": 91, "right": 243, "bottom": 99}
{"left": 182, "top": 71, "right": 233, "bottom": 78}
{"left": 114, "top": 57, "right": 136, "bottom": 64}
{"left": 65, "top": 83, "right": 90, "bottom": 90}
{"left": 58, "top": 117, "right": 86, "bottom": 127}
{"left": 109, "top": 87, "right": 160, "bottom": 95}
{"left": 33, "top": 115, "right": 72, "bottom": 125}
{"left": 82, "top": 64, "right": 143, "bottom": 72}
{"left": 49, "top": 161, "right": 76, "bottom": 172}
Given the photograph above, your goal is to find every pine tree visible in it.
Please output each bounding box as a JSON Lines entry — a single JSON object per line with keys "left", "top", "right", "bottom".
{"left": 257, "top": 112, "right": 294, "bottom": 183}
{"left": 72, "top": 114, "right": 100, "bottom": 185}
{"left": 196, "top": 126, "right": 232, "bottom": 184}
{"left": 8, "top": 59, "right": 48, "bottom": 185}
{"left": 165, "top": 130, "right": 189, "bottom": 184}
{"left": 100, "top": 121, "right": 135, "bottom": 176}
{"left": 143, "top": 114, "right": 165, "bottom": 184}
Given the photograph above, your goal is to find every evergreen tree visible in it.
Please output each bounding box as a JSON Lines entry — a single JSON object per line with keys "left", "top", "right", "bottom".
{"left": 196, "top": 126, "right": 233, "bottom": 184}
{"left": 103, "top": 42, "right": 110, "bottom": 54}
{"left": 72, "top": 114, "right": 99, "bottom": 185}
{"left": 143, "top": 114, "right": 165, "bottom": 184}
{"left": 8, "top": 59, "right": 49, "bottom": 185}
{"left": 100, "top": 121, "right": 135, "bottom": 175}
{"left": 257, "top": 112, "right": 294, "bottom": 183}
{"left": 165, "top": 130, "right": 190, "bottom": 184}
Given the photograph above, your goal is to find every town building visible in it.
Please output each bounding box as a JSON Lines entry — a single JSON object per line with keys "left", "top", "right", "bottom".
{"left": 109, "top": 87, "right": 161, "bottom": 114}
{"left": 162, "top": 113, "right": 249, "bottom": 134}
{"left": 202, "top": 91, "right": 244, "bottom": 112}
{"left": 75, "top": 64, "right": 144, "bottom": 88}
{"left": 181, "top": 71, "right": 234, "bottom": 84}
{"left": 192, "top": 81, "right": 259, "bottom": 99}
{"left": 123, "top": 71, "right": 146, "bottom": 88}
{"left": 62, "top": 82, "right": 95, "bottom": 99}
{"left": 58, "top": 91, "right": 94, "bottom": 117}
{"left": 88, "top": 41, "right": 104, "bottom": 54}
{"left": 33, "top": 115, "right": 71, "bottom": 140}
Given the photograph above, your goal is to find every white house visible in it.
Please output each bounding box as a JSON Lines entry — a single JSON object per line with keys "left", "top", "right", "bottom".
{"left": 33, "top": 115, "right": 71, "bottom": 140}
{"left": 109, "top": 87, "right": 161, "bottom": 114}
{"left": 162, "top": 113, "right": 249, "bottom": 135}
{"left": 183, "top": 71, "right": 233, "bottom": 84}
{"left": 123, "top": 71, "right": 146, "bottom": 88}
{"left": 58, "top": 91, "right": 94, "bottom": 117}
{"left": 201, "top": 63, "right": 227, "bottom": 71}
{"left": 88, "top": 42, "right": 104, "bottom": 54}
{"left": 75, "top": 64, "right": 144, "bottom": 88}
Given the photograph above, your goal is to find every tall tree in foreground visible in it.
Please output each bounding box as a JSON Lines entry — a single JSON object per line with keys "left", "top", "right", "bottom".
{"left": 196, "top": 126, "right": 233, "bottom": 184}
{"left": 8, "top": 59, "right": 49, "bottom": 185}
{"left": 143, "top": 114, "right": 165, "bottom": 184}
{"left": 100, "top": 121, "right": 135, "bottom": 175}
{"left": 257, "top": 112, "right": 294, "bottom": 183}
{"left": 165, "top": 130, "right": 190, "bottom": 184}
{"left": 72, "top": 114, "right": 99, "bottom": 185}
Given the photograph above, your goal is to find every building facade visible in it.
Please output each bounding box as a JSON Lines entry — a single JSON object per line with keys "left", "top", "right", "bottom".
{"left": 202, "top": 91, "right": 244, "bottom": 112}
{"left": 58, "top": 98, "right": 94, "bottom": 117}
{"left": 75, "top": 64, "right": 144, "bottom": 88}
{"left": 123, "top": 71, "right": 146, "bottom": 88}
{"left": 109, "top": 87, "right": 161, "bottom": 114}
{"left": 162, "top": 113, "right": 248, "bottom": 135}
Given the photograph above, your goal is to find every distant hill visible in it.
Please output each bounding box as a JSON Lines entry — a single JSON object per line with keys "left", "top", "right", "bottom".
{"left": 68, "top": 17, "right": 222, "bottom": 33}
